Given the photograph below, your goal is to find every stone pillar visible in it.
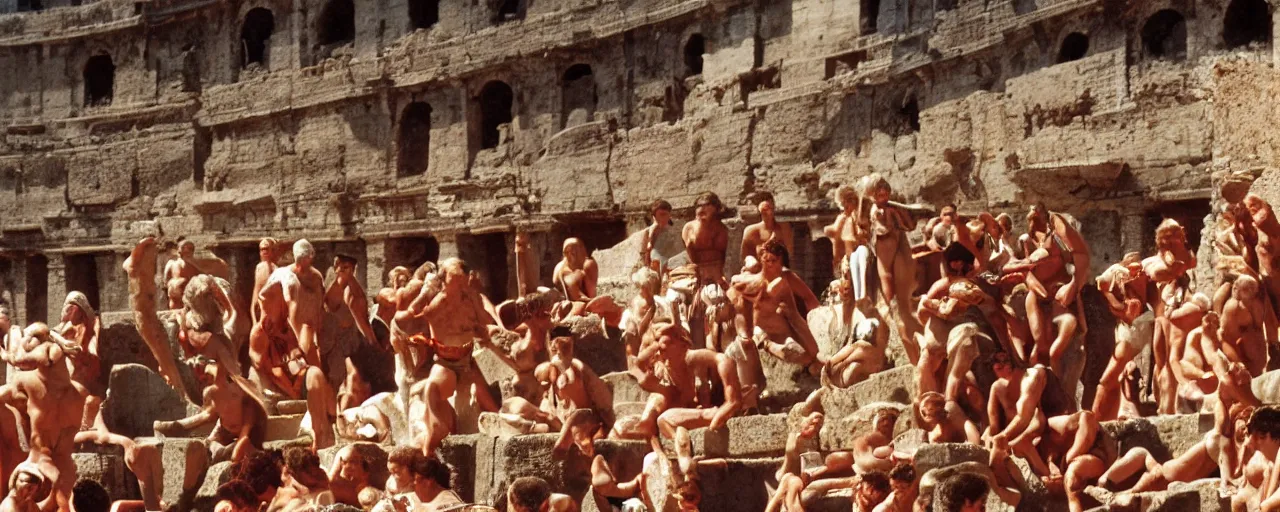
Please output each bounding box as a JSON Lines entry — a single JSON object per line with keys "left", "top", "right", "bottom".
{"left": 47, "top": 256, "right": 67, "bottom": 325}
{"left": 437, "top": 233, "right": 460, "bottom": 261}
{"left": 6, "top": 256, "right": 27, "bottom": 326}
{"left": 96, "top": 252, "right": 130, "bottom": 314}
{"left": 1119, "top": 212, "right": 1146, "bottom": 258}
{"left": 365, "top": 238, "right": 389, "bottom": 302}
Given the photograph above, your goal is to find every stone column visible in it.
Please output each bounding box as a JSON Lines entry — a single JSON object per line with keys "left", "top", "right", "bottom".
{"left": 96, "top": 252, "right": 130, "bottom": 314}
{"left": 46, "top": 256, "right": 67, "bottom": 325}
{"left": 1119, "top": 212, "right": 1146, "bottom": 258}
{"left": 437, "top": 233, "right": 460, "bottom": 260}
{"left": 6, "top": 256, "right": 27, "bottom": 326}
{"left": 365, "top": 238, "right": 389, "bottom": 302}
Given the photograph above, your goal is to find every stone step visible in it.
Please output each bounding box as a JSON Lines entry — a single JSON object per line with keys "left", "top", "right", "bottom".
{"left": 659, "top": 413, "right": 791, "bottom": 458}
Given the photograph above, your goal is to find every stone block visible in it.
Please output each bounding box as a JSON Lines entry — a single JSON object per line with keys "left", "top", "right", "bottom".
{"left": 102, "top": 363, "right": 192, "bottom": 438}
{"left": 601, "top": 372, "right": 646, "bottom": 404}
{"left": 1102, "top": 414, "right": 1210, "bottom": 461}
{"left": 567, "top": 316, "right": 627, "bottom": 377}
{"left": 440, "top": 433, "right": 486, "bottom": 503}
{"left": 74, "top": 444, "right": 139, "bottom": 502}
{"left": 491, "top": 433, "right": 591, "bottom": 500}
{"left": 273, "top": 400, "right": 308, "bottom": 415}
{"left": 1253, "top": 369, "right": 1280, "bottom": 404}
{"left": 662, "top": 414, "right": 790, "bottom": 458}
{"left": 820, "top": 365, "right": 916, "bottom": 424}
{"left": 613, "top": 401, "right": 646, "bottom": 418}
{"left": 265, "top": 413, "right": 305, "bottom": 442}
{"left": 192, "top": 461, "right": 234, "bottom": 512}
{"left": 693, "top": 457, "right": 781, "bottom": 511}
{"left": 760, "top": 354, "right": 820, "bottom": 412}
{"left": 141, "top": 436, "right": 210, "bottom": 510}
{"left": 912, "top": 442, "right": 989, "bottom": 476}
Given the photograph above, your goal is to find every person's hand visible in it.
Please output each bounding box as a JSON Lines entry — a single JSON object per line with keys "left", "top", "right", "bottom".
{"left": 390, "top": 495, "right": 410, "bottom": 512}
{"left": 1055, "top": 283, "right": 1079, "bottom": 308}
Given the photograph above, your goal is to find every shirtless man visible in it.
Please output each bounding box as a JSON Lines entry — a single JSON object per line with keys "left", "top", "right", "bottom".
{"left": 165, "top": 239, "right": 230, "bottom": 309}
{"left": 1098, "top": 377, "right": 1252, "bottom": 496}
{"left": 0, "top": 464, "right": 48, "bottom": 512}
{"left": 623, "top": 267, "right": 660, "bottom": 366}
{"left": 824, "top": 186, "right": 872, "bottom": 304}
{"left": 263, "top": 240, "right": 327, "bottom": 369}
{"left": 418, "top": 257, "right": 504, "bottom": 455}
{"left": 1245, "top": 194, "right": 1280, "bottom": 312}
{"left": 643, "top": 324, "right": 745, "bottom": 439}
{"left": 1092, "top": 252, "right": 1151, "bottom": 420}
{"left": 375, "top": 266, "right": 411, "bottom": 328}
{"left": 552, "top": 238, "right": 621, "bottom": 325}
{"left": 327, "top": 443, "right": 385, "bottom": 508}
{"left": 390, "top": 262, "right": 439, "bottom": 400}
{"left": 867, "top": 175, "right": 921, "bottom": 346}
{"left": 1144, "top": 219, "right": 1199, "bottom": 414}
{"left": 742, "top": 192, "right": 794, "bottom": 270}
{"left": 822, "top": 300, "right": 887, "bottom": 388}
{"left": 639, "top": 199, "right": 680, "bottom": 276}
{"left": 123, "top": 237, "right": 188, "bottom": 396}
{"left": 0, "top": 323, "right": 87, "bottom": 511}
{"left": 55, "top": 292, "right": 101, "bottom": 431}
{"left": 268, "top": 448, "right": 333, "bottom": 512}
{"left": 155, "top": 357, "right": 268, "bottom": 461}
{"left": 388, "top": 452, "right": 462, "bottom": 512}
{"left": 251, "top": 238, "right": 280, "bottom": 324}
{"left": 1238, "top": 407, "right": 1280, "bottom": 512}
{"left": 988, "top": 353, "right": 1098, "bottom": 495}
{"left": 683, "top": 192, "right": 730, "bottom": 289}
{"left": 984, "top": 352, "right": 1068, "bottom": 479}
{"left": 495, "top": 292, "right": 556, "bottom": 403}
{"left": 734, "top": 240, "right": 823, "bottom": 371}
{"left": 854, "top": 407, "right": 900, "bottom": 475}
{"left": 915, "top": 245, "right": 995, "bottom": 411}
{"left": 1005, "top": 203, "right": 1090, "bottom": 376}
{"left": 251, "top": 269, "right": 337, "bottom": 450}
{"left": 916, "top": 391, "right": 979, "bottom": 444}
{"left": 1174, "top": 311, "right": 1222, "bottom": 412}
{"left": 507, "top": 476, "right": 579, "bottom": 512}
{"left": 325, "top": 255, "right": 380, "bottom": 349}
{"left": 1221, "top": 274, "right": 1272, "bottom": 376}
{"left": 498, "top": 332, "right": 612, "bottom": 456}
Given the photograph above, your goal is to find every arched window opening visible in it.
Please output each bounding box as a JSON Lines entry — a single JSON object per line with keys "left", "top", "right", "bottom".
{"left": 496, "top": 0, "right": 523, "bottom": 23}
{"left": 1056, "top": 32, "right": 1089, "bottom": 63}
{"left": 899, "top": 95, "right": 920, "bottom": 132}
{"left": 861, "top": 0, "right": 881, "bottom": 34}
{"left": 318, "top": 0, "right": 356, "bottom": 46}
{"left": 561, "top": 64, "right": 596, "bottom": 129}
{"left": 410, "top": 0, "right": 439, "bottom": 29}
{"left": 84, "top": 54, "right": 115, "bottom": 107}
{"left": 683, "top": 34, "right": 705, "bottom": 77}
{"left": 1142, "top": 10, "right": 1187, "bottom": 60}
{"left": 478, "top": 81, "right": 514, "bottom": 150}
{"left": 241, "top": 8, "right": 275, "bottom": 68}
{"left": 1224, "top": 0, "right": 1271, "bottom": 49}
{"left": 397, "top": 102, "right": 432, "bottom": 177}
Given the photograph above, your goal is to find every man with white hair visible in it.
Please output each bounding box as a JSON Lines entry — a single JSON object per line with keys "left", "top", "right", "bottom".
{"left": 56, "top": 291, "right": 102, "bottom": 430}
{"left": 261, "top": 239, "right": 327, "bottom": 369}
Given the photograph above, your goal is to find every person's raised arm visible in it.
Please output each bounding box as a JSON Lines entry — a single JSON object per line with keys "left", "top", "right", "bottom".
{"left": 998, "top": 370, "right": 1045, "bottom": 440}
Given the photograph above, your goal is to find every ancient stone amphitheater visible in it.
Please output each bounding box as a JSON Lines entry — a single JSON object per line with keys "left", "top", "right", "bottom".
{"left": 0, "top": 0, "right": 1274, "bottom": 507}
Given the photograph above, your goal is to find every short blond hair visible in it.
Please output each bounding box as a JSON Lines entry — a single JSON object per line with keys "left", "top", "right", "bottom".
{"left": 439, "top": 257, "right": 467, "bottom": 277}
